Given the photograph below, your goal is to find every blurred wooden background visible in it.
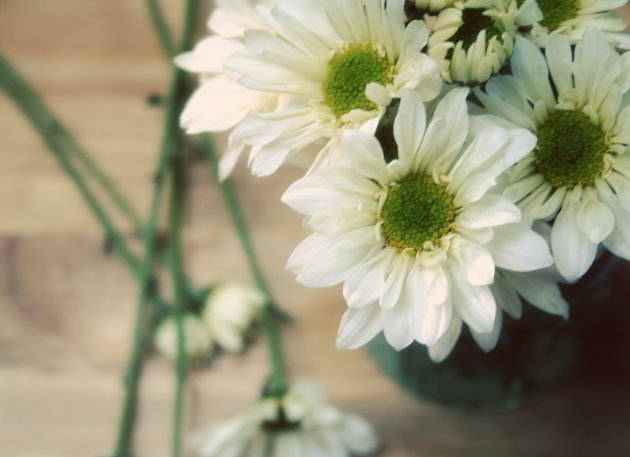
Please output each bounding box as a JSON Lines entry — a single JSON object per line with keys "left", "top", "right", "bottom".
{"left": 1, "top": 2, "right": 629, "bottom": 456}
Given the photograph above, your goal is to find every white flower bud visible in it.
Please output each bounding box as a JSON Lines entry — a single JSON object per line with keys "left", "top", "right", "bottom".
{"left": 154, "top": 314, "right": 214, "bottom": 362}
{"left": 202, "top": 282, "right": 265, "bottom": 353}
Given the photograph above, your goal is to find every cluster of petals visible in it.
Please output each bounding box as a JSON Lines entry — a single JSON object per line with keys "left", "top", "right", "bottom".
{"left": 178, "top": 0, "right": 442, "bottom": 178}
{"left": 176, "top": 0, "right": 278, "bottom": 179}
{"left": 174, "top": 1, "right": 630, "bottom": 362}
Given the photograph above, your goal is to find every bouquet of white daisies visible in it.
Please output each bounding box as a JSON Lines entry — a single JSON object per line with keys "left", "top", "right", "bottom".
{"left": 178, "top": 0, "right": 630, "bottom": 365}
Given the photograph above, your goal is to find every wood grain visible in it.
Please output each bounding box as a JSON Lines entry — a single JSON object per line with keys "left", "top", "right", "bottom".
{"left": 1, "top": 2, "right": 630, "bottom": 457}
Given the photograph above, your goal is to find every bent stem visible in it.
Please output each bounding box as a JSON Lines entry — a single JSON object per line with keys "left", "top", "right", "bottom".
{"left": 198, "top": 134, "right": 289, "bottom": 396}
{"left": 0, "top": 53, "right": 143, "bottom": 278}
{"left": 144, "top": 0, "right": 176, "bottom": 59}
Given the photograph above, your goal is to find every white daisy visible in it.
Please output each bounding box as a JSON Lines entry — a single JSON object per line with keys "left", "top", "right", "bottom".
{"left": 190, "top": 382, "right": 379, "bottom": 457}
{"left": 282, "top": 88, "right": 554, "bottom": 360}
{"left": 202, "top": 282, "right": 265, "bottom": 353}
{"left": 523, "top": 0, "right": 630, "bottom": 49}
{"left": 225, "top": 0, "right": 442, "bottom": 176}
{"left": 475, "top": 28, "right": 630, "bottom": 281}
{"left": 154, "top": 314, "right": 214, "bottom": 363}
{"left": 176, "top": 0, "right": 280, "bottom": 179}
{"left": 428, "top": 0, "right": 535, "bottom": 85}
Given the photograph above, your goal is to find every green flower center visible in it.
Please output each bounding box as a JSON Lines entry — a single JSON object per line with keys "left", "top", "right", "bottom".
{"left": 449, "top": 8, "right": 503, "bottom": 51}
{"left": 381, "top": 174, "right": 456, "bottom": 250}
{"left": 534, "top": 110, "right": 608, "bottom": 189}
{"left": 323, "top": 44, "right": 392, "bottom": 119}
{"left": 517, "top": 0, "right": 580, "bottom": 32}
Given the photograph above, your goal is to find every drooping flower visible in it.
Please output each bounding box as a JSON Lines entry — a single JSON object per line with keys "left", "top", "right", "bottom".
{"left": 175, "top": 0, "right": 279, "bottom": 180}
{"left": 190, "top": 382, "right": 379, "bottom": 457}
{"left": 427, "top": 0, "right": 538, "bottom": 85}
{"left": 475, "top": 28, "right": 630, "bottom": 281}
{"left": 224, "top": 0, "right": 442, "bottom": 176}
{"left": 202, "top": 282, "right": 265, "bottom": 353}
{"left": 154, "top": 314, "right": 214, "bottom": 362}
{"left": 522, "top": 0, "right": 630, "bottom": 49}
{"left": 282, "top": 88, "right": 555, "bottom": 360}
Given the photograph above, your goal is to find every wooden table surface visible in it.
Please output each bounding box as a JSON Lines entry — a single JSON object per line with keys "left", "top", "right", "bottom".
{"left": 1, "top": 2, "right": 629, "bottom": 456}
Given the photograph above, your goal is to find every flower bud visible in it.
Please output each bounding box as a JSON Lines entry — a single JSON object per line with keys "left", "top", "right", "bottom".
{"left": 154, "top": 314, "right": 214, "bottom": 362}
{"left": 202, "top": 283, "right": 265, "bottom": 353}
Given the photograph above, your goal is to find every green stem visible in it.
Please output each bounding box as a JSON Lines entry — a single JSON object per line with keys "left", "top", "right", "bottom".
{"left": 198, "top": 134, "right": 288, "bottom": 395}
{"left": 166, "top": 2, "right": 201, "bottom": 454}
{"left": 168, "top": 154, "right": 187, "bottom": 457}
{"left": 112, "top": 0, "right": 199, "bottom": 450}
{"left": 65, "top": 137, "right": 145, "bottom": 236}
{"left": 111, "top": 67, "right": 183, "bottom": 456}
{"left": 0, "top": 53, "right": 141, "bottom": 276}
{"left": 144, "top": 0, "right": 176, "bottom": 59}
{"left": 0, "top": 55, "right": 145, "bottom": 238}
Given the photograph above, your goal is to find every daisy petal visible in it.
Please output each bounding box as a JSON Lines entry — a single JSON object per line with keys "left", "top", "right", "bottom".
{"left": 470, "top": 307, "right": 503, "bottom": 353}
{"left": 487, "top": 224, "right": 553, "bottom": 272}
{"left": 428, "top": 316, "right": 462, "bottom": 363}
{"left": 551, "top": 201, "right": 597, "bottom": 281}
{"left": 448, "top": 263, "right": 497, "bottom": 333}
{"left": 336, "top": 303, "right": 383, "bottom": 350}
{"left": 457, "top": 195, "right": 521, "bottom": 229}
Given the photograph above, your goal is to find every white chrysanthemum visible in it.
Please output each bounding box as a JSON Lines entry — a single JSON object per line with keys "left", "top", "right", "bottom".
{"left": 428, "top": 0, "right": 534, "bottom": 84}
{"left": 475, "top": 28, "right": 630, "bottom": 282}
{"left": 282, "top": 88, "right": 555, "bottom": 360}
{"left": 524, "top": 0, "right": 630, "bottom": 49}
{"left": 176, "top": 0, "right": 280, "bottom": 179}
{"left": 190, "top": 382, "right": 379, "bottom": 457}
{"left": 203, "top": 282, "right": 265, "bottom": 353}
{"left": 154, "top": 314, "right": 214, "bottom": 362}
{"left": 224, "top": 0, "right": 442, "bottom": 176}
